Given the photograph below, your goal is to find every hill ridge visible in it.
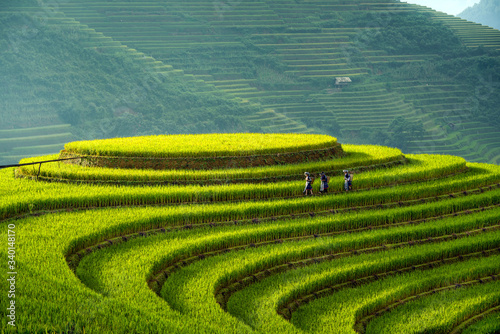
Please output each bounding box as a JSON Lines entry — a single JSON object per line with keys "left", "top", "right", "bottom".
{"left": 1, "top": 0, "right": 499, "bottom": 164}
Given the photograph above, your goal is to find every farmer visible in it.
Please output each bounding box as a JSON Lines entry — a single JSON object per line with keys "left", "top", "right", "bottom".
{"left": 320, "top": 171, "right": 329, "bottom": 193}
{"left": 303, "top": 172, "right": 313, "bottom": 196}
{"left": 343, "top": 170, "right": 352, "bottom": 191}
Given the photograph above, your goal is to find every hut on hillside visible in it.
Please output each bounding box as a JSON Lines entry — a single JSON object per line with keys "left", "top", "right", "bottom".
{"left": 335, "top": 77, "right": 352, "bottom": 88}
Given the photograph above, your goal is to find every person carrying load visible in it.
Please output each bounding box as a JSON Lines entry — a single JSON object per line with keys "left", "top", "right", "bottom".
{"left": 303, "top": 172, "right": 314, "bottom": 196}
{"left": 320, "top": 171, "right": 329, "bottom": 193}
{"left": 343, "top": 170, "right": 352, "bottom": 191}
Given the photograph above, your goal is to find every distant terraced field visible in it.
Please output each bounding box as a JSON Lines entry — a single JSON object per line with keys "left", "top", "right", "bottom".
{"left": 1, "top": 133, "right": 500, "bottom": 333}
{"left": 0, "top": 125, "right": 73, "bottom": 165}
{"left": 21, "top": 0, "right": 493, "bottom": 164}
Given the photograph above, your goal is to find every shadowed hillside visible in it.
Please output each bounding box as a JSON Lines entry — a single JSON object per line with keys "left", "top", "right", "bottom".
{"left": 1, "top": 0, "right": 499, "bottom": 164}
{"left": 459, "top": 0, "right": 500, "bottom": 30}
{"left": 0, "top": 1, "right": 264, "bottom": 164}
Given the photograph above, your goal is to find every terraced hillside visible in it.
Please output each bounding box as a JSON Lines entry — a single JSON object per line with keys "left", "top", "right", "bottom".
{"left": 458, "top": 0, "right": 500, "bottom": 31}
{"left": 0, "top": 2, "right": 265, "bottom": 164}
{"left": 1, "top": 133, "right": 500, "bottom": 333}
{"left": 41, "top": 0, "right": 499, "bottom": 164}
{"left": 0, "top": 124, "right": 73, "bottom": 165}
{"left": 1, "top": 1, "right": 499, "bottom": 165}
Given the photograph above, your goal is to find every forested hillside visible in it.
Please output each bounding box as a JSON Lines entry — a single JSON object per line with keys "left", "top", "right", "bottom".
{"left": 0, "top": 0, "right": 263, "bottom": 164}
{"left": 459, "top": 0, "right": 500, "bottom": 30}
{"left": 1, "top": 0, "right": 499, "bottom": 164}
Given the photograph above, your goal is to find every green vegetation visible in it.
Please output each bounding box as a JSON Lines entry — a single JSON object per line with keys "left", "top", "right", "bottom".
{"left": 356, "top": 11, "right": 463, "bottom": 54}
{"left": 292, "top": 255, "right": 500, "bottom": 334}
{"left": 366, "top": 280, "right": 500, "bottom": 334}
{"left": 62, "top": 133, "right": 337, "bottom": 158}
{"left": 2, "top": 0, "right": 500, "bottom": 164}
{"left": 461, "top": 311, "right": 500, "bottom": 334}
{"left": 222, "top": 231, "right": 500, "bottom": 333}
{"left": 0, "top": 3, "right": 263, "bottom": 164}
{"left": 1, "top": 133, "right": 500, "bottom": 333}
{"left": 17, "top": 144, "right": 402, "bottom": 183}
{"left": 4, "top": 154, "right": 487, "bottom": 221}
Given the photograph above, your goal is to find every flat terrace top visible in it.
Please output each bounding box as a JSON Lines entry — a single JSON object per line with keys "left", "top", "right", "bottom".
{"left": 63, "top": 133, "right": 338, "bottom": 158}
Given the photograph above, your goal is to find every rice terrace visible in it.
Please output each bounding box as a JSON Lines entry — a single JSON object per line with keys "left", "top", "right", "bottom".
{"left": 1, "top": 0, "right": 500, "bottom": 333}
{"left": 1, "top": 133, "right": 499, "bottom": 333}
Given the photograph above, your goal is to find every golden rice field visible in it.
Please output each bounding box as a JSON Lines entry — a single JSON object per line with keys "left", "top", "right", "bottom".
{"left": 63, "top": 133, "right": 338, "bottom": 158}
{"left": 60, "top": 134, "right": 342, "bottom": 170}
{"left": 1, "top": 133, "right": 499, "bottom": 334}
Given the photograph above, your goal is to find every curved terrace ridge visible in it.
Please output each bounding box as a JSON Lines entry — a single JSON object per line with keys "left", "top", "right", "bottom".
{"left": 2, "top": 135, "right": 500, "bottom": 334}
{"left": 60, "top": 133, "right": 343, "bottom": 170}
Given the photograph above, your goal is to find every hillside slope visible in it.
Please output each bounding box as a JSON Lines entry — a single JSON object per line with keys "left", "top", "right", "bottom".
{"left": 459, "top": 0, "right": 500, "bottom": 30}
{"left": 1, "top": 0, "right": 499, "bottom": 164}
{"left": 0, "top": 1, "right": 264, "bottom": 164}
